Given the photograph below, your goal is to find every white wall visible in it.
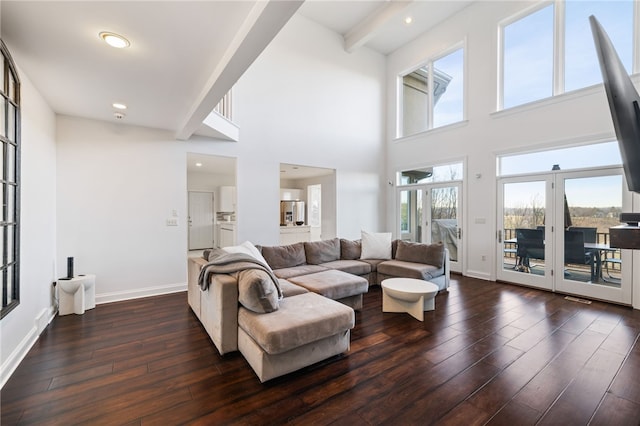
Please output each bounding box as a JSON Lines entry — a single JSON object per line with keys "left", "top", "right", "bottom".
{"left": 0, "top": 69, "right": 57, "bottom": 387}
{"left": 53, "top": 12, "right": 385, "bottom": 302}
{"left": 386, "top": 1, "right": 623, "bottom": 281}
{"left": 56, "top": 117, "right": 189, "bottom": 303}
{"left": 234, "top": 13, "right": 387, "bottom": 243}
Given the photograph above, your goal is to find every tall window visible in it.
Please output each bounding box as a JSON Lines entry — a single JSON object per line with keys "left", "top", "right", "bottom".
{"left": 501, "top": 0, "right": 635, "bottom": 109}
{"left": 400, "top": 46, "right": 464, "bottom": 137}
{"left": 1, "top": 40, "right": 20, "bottom": 319}
{"left": 503, "top": 5, "right": 554, "bottom": 109}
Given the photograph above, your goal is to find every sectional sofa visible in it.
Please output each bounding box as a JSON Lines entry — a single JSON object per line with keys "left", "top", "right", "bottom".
{"left": 188, "top": 237, "right": 450, "bottom": 382}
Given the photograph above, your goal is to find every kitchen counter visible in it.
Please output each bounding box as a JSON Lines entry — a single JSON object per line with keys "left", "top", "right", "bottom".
{"left": 280, "top": 225, "right": 311, "bottom": 245}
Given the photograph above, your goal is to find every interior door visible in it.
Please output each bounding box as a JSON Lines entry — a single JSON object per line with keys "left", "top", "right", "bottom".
{"left": 497, "top": 175, "right": 553, "bottom": 290}
{"left": 188, "top": 191, "right": 214, "bottom": 250}
{"left": 554, "top": 169, "right": 632, "bottom": 304}
{"left": 397, "top": 183, "right": 463, "bottom": 273}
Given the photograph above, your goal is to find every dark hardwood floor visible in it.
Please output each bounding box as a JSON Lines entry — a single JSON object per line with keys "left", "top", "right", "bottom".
{"left": 4, "top": 275, "right": 640, "bottom": 425}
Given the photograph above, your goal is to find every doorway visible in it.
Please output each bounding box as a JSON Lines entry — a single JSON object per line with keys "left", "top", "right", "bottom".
{"left": 397, "top": 182, "right": 463, "bottom": 273}
{"left": 186, "top": 153, "right": 236, "bottom": 253}
{"left": 497, "top": 167, "right": 632, "bottom": 304}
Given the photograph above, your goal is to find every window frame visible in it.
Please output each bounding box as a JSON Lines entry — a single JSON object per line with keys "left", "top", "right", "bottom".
{"left": 1, "top": 39, "right": 21, "bottom": 320}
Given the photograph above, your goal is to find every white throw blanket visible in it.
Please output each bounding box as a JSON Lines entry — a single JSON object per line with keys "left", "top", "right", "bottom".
{"left": 198, "top": 252, "right": 283, "bottom": 299}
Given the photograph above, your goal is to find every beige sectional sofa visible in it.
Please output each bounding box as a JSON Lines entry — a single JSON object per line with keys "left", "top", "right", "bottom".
{"left": 188, "top": 238, "right": 449, "bottom": 382}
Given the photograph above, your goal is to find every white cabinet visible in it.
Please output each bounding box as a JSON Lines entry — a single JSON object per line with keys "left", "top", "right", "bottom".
{"left": 219, "top": 186, "right": 236, "bottom": 212}
{"left": 280, "top": 188, "right": 304, "bottom": 201}
{"left": 280, "top": 226, "right": 311, "bottom": 245}
{"left": 219, "top": 223, "right": 236, "bottom": 248}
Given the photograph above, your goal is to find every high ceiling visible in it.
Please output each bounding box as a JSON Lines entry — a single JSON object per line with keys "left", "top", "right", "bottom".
{"left": 1, "top": 1, "right": 472, "bottom": 139}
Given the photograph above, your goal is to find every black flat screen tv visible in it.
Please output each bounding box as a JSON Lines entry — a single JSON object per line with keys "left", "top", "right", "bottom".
{"left": 590, "top": 15, "right": 640, "bottom": 194}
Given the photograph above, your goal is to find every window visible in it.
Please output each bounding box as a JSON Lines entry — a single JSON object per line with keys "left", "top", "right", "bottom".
{"left": 498, "top": 141, "right": 622, "bottom": 176}
{"left": 564, "top": 0, "right": 633, "bottom": 92}
{"left": 502, "top": 5, "right": 554, "bottom": 109}
{"left": 501, "top": 0, "right": 635, "bottom": 109}
{"left": 400, "top": 46, "right": 464, "bottom": 137}
{"left": 397, "top": 162, "right": 464, "bottom": 185}
{"left": 1, "top": 40, "right": 20, "bottom": 319}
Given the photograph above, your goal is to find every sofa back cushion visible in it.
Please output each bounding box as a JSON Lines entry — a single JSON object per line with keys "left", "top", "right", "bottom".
{"left": 395, "top": 240, "right": 444, "bottom": 268}
{"left": 304, "top": 238, "right": 340, "bottom": 264}
{"left": 261, "top": 242, "right": 306, "bottom": 270}
{"left": 340, "top": 239, "right": 361, "bottom": 260}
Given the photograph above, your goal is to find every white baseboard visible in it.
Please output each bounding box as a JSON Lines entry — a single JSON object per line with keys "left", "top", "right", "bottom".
{"left": 465, "top": 270, "right": 493, "bottom": 281}
{"left": 1, "top": 306, "right": 56, "bottom": 389}
{"left": 96, "top": 282, "right": 187, "bottom": 305}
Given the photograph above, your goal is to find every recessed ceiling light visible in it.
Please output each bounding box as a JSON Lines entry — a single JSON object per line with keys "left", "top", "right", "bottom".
{"left": 404, "top": 16, "right": 413, "bottom": 25}
{"left": 195, "top": 162, "right": 203, "bottom": 167}
{"left": 99, "top": 32, "right": 130, "bottom": 49}
{"left": 112, "top": 103, "right": 127, "bottom": 110}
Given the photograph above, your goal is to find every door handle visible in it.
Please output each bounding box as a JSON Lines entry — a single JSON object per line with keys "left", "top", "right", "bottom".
{"left": 498, "top": 230, "right": 503, "bottom": 243}
{"left": 457, "top": 228, "right": 462, "bottom": 239}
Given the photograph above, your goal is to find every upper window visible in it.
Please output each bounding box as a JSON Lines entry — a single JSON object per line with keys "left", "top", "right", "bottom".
{"left": 503, "top": 5, "right": 554, "bottom": 109}
{"left": 0, "top": 40, "right": 20, "bottom": 319}
{"left": 501, "top": 0, "right": 635, "bottom": 110}
{"left": 400, "top": 46, "right": 464, "bottom": 137}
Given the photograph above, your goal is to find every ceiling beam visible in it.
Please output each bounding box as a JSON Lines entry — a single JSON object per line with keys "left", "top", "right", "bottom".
{"left": 343, "top": 0, "right": 413, "bottom": 53}
{"left": 175, "top": 0, "right": 304, "bottom": 141}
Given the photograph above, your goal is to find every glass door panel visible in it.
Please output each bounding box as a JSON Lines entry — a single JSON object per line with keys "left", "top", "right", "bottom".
{"left": 556, "top": 170, "right": 632, "bottom": 304}
{"left": 497, "top": 177, "right": 553, "bottom": 290}
{"left": 398, "top": 187, "right": 424, "bottom": 242}
{"left": 429, "top": 184, "right": 462, "bottom": 272}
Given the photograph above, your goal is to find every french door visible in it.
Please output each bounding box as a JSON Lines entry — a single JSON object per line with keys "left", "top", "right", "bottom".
{"left": 497, "top": 168, "right": 632, "bottom": 304}
{"left": 397, "top": 183, "right": 463, "bottom": 273}
{"left": 554, "top": 169, "right": 632, "bottom": 304}
{"left": 497, "top": 175, "right": 554, "bottom": 290}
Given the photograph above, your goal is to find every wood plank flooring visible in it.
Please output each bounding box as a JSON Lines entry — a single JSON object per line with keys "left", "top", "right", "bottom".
{"left": 4, "top": 275, "right": 640, "bottom": 425}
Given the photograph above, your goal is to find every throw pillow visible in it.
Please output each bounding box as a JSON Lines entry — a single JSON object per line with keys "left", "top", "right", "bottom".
{"left": 395, "top": 240, "right": 444, "bottom": 268}
{"left": 237, "top": 269, "right": 279, "bottom": 313}
{"left": 360, "top": 230, "right": 392, "bottom": 260}
{"left": 340, "top": 239, "right": 361, "bottom": 260}
{"left": 223, "top": 241, "right": 271, "bottom": 270}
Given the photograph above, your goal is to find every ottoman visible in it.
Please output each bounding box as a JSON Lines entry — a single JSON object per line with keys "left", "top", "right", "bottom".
{"left": 286, "top": 269, "right": 369, "bottom": 310}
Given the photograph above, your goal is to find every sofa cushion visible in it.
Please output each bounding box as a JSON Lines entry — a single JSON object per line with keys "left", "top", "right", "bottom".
{"left": 360, "top": 231, "right": 392, "bottom": 260}
{"left": 358, "top": 258, "right": 385, "bottom": 272}
{"left": 304, "top": 238, "right": 340, "bottom": 265}
{"left": 395, "top": 240, "right": 444, "bottom": 268}
{"left": 278, "top": 279, "right": 309, "bottom": 297}
{"left": 237, "top": 269, "right": 279, "bottom": 313}
{"left": 320, "top": 259, "right": 371, "bottom": 276}
{"left": 261, "top": 243, "right": 306, "bottom": 270}
{"left": 272, "top": 264, "right": 328, "bottom": 279}
{"left": 238, "top": 292, "right": 355, "bottom": 355}
{"left": 378, "top": 260, "right": 444, "bottom": 281}
{"left": 340, "top": 239, "right": 361, "bottom": 260}
{"left": 287, "top": 269, "right": 369, "bottom": 300}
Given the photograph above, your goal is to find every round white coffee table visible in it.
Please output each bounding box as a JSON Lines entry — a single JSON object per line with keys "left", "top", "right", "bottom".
{"left": 381, "top": 277, "right": 439, "bottom": 321}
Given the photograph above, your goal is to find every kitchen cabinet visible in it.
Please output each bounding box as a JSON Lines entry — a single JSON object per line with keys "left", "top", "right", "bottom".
{"left": 280, "top": 188, "right": 304, "bottom": 201}
{"left": 219, "top": 186, "right": 236, "bottom": 212}
{"left": 280, "top": 226, "right": 311, "bottom": 245}
{"left": 219, "top": 222, "right": 236, "bottom": 248}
